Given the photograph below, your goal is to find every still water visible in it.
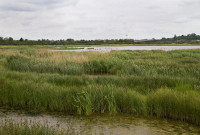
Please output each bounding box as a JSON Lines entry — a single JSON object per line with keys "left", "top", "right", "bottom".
{"left": 56, "top": 46, "right": 200, "bottom": 52}
{"left": 0, "top": 112, "right": 200, "bottom": 135}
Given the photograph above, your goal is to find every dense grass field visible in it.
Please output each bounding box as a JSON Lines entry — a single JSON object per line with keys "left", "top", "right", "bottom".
{"left": 0, "top": 45, "right": 200, "bottom": 126}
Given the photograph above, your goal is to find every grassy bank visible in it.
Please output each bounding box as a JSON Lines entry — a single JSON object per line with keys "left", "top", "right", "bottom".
{"left": 0, "top": 46, "right": 200, "bottom": 125}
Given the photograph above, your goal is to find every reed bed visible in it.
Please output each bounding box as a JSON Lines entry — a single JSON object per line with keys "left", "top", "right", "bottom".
{"left": 5, "top": 49, "right": 200, "bottom": 77}
{"left": 0, "top": 47, "right": 200, "bottom": 125}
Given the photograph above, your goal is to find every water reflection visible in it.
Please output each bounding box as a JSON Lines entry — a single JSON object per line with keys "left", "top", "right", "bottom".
{"left": 56, "top": 46, "right": 200, "bottom": 52}
{"left": 0, "top": 112, "right": 200, "bottom": 135}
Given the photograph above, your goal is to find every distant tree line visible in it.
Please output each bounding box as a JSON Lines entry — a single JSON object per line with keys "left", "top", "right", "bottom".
{"left": 157, "top": 33, "right": 200, "bottom": 44}
{"left": 0, "top": 33, "right": 200, "bottom": 45}
{"left": 0, "top": 37, "right": 135, "bottom": 45}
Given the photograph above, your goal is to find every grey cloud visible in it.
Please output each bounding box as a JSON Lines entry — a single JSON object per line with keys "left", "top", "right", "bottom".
{"left": 0, "top": 0, "right": 79, "bottom": 13}
{"left": 20, "top": 0, "right": 80, "bottom": 8}
{"left": 0, "top": 4, "right": 37, "bottom": 12}
{"left": 0, "top": 0, "right": 39, "bottom": 12}
{"left": 180, "top": 0, "right": 200, "bottom": 6}
{"left": 0, "top": 0, "right": 199, "bottom": 40}
{"left": 21, "top": 0, "right": 66, "bottom": 5}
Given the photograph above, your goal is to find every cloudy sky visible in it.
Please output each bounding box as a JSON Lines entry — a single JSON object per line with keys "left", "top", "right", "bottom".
{"left": 0, "top": 0, "right": 200, "bottom": 40}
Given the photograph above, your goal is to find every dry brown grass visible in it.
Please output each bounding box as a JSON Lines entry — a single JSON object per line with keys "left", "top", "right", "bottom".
{"left": 0, "top": 49, "right": 17, "bottom": 56}
{"left": 33, "top": 49, "right": 111, "bottom": 64}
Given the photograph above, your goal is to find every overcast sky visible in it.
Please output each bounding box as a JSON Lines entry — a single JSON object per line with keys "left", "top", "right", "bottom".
{"left": 0, "top": 0, "right": 200, "bottom": 40}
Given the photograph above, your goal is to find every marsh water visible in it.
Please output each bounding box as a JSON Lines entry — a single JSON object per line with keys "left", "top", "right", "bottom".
{"left": 56, "top": 46, "right": 200, "bottom": 52}
{"left": 1, "top": 111, "right": 200, "bottom": 135}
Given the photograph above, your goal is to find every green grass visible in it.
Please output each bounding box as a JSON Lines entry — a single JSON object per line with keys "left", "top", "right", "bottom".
{"left": 5, "top": 50, "right": 200, "bottom": 77}
{"left": 0, "top": 46, "right": 200, "bottom": 125}
{"left": 147, "top": 89, "right": 200, "bottom": 124}
{"left": 6, "top": 55, "right": 84, "bottom": 75}
{"left": 0, "top": 119, "right": 75, "bottom": 135}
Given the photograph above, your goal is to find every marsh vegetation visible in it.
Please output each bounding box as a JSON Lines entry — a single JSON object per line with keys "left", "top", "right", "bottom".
{"left": 0, "top": 46, "right": 200, "bottom": 129}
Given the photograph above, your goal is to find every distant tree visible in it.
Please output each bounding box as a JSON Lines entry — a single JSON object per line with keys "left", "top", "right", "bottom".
{"left": 19, "top": 38, "right": 24, "bottom": 42}
{"left": 173, "top": 35, "right": 177, "bottom": 40}
{"left": 67, "top": 38, "right": 74, "bottom": 42}
{"left": 8, "top": 37, "right": 13, "bottom": 41}
{"left": 66, "top": 38, "right": 75, "bottom": 44}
